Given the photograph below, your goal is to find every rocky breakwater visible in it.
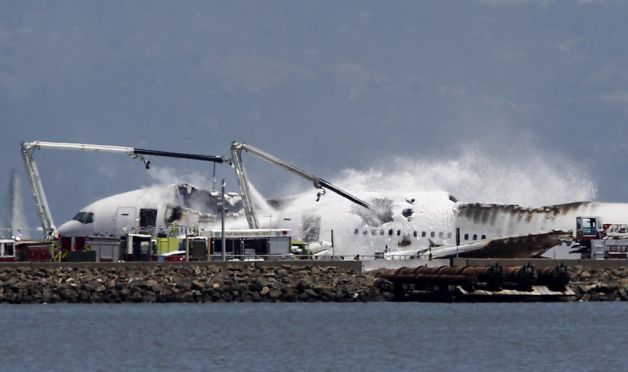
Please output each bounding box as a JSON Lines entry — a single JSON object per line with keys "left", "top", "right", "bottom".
{"left": 0, "top": 264, "right": 386, "bottom": 304}
{"left": 569, "top": 266, "right": 628, "bottom": 301}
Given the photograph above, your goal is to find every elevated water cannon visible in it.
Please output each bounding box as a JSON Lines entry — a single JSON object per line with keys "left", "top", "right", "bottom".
{"left": 21, "top": 141, "right": 226, "bottom": 240}
{"left": 229, "top": 141, "right": 374, "bottom": 229}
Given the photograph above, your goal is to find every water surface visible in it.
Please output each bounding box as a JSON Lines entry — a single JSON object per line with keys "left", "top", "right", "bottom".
{"left": 1, "top": 303, "right": 626, "bottom": 371}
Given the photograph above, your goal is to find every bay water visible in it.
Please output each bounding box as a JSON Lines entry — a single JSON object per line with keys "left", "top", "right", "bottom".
{"left": 1, "top": 302, "right": 626, "bottom": 371}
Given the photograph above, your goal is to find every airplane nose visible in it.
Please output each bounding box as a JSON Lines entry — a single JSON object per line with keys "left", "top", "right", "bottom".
{"left": 57, "top": 220, "right": 93, "bottom": 237}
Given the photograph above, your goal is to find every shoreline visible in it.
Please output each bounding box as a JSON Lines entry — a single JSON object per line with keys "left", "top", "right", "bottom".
{"left": 0, "top": 263, "right": 384, "bottom": 304}
{"left": 0, "top": 262, "right": 626, "bottom": 304}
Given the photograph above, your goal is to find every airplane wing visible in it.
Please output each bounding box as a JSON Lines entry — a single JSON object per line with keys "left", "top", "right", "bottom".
{"left": 386, "top": 230, "right": 573, "bottom": 259}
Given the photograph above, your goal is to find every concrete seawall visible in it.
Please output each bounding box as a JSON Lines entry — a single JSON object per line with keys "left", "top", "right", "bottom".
{"left": 0, "top": 260, "right": 363, "bottom": 271}
{"left": 452, "top": 258, "right": 628, "bottom": 270}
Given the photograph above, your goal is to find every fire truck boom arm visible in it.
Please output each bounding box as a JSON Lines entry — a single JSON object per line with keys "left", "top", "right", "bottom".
{"left": 21, "top": 141, "right": 226, "bottom": 239}
{"left": 21, "top": 143, "right": 56, "bottom": 239}
{"left": 230, "top": 141, "right": 372, "bottom": 229}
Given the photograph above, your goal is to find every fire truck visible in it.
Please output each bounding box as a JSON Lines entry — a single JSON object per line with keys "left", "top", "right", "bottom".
{"left": 0, "top": 239, "right": 53, "bottom": 262}
{"left": 575, "top": 216, "right": 628, "bottom": 259}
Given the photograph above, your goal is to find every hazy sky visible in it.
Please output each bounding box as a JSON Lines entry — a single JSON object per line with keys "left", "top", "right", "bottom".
{"left": 2, "top": 1, "right": 628, "bottom": 231}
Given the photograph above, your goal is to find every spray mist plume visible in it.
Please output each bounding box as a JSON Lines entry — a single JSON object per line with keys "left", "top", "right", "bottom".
{"left": 2, "top": 171, "right": 29, "bottom": 239}
{"left": 327, "top": 144, "right": 597, "bottom": 208}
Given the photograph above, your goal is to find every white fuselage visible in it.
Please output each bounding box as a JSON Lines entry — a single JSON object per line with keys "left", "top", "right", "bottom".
{"left": 57, "top": 185, "right": 628, "bottom": 258}
{"left": 57, "top": 184, "right": 248, "bottom": 238}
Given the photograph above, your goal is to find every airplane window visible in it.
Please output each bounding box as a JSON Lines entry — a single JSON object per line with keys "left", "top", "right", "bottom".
{"left": 464, "top": 233, "right": 469, "bottom": 240}
{"left": 438, "top": 232, "right": 444, "bottom": 238}
{"left": 421, "top": 231, "right": 426, "bottom": 238}
{"left": 397, "top": 230, "right": 401, "bottom": 236}
{"left": 447, "top": 232, "right": 452, "bottom": 239}
{"left": 363, "top": 230, "right": 368, "bottom": 235}
{"left": 430, "top": 231, "right": 435, "bottom": 238}
{"left": 371, "top": 229, "right": 376, "bottom": 235}
{"left": 473, "top": 234, "right": 477, "bottom": 241}
{"left": 388, "top": 229, "right": 393, "bottom": 236}
{"left": 413, "top": 231, "right": 417, "bottom": 238}
{"left": 380, "top": 230, "right": 385, "bottom": 236}
{"left": 72, "top": 212, "right": 94, "bottom": 224}
{"left": 354, "top": 228, "right": 359, "bottom": 235}
{"left": 481, "top": 234, "right": 486, "bottom": 240}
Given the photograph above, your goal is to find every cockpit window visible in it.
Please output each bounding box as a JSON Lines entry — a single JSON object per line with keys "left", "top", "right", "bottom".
{"left": 72, "top": 212, "right": 94, "bottom": 224}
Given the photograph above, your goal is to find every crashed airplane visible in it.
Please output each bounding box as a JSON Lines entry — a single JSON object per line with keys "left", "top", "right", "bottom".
{"left": 270, "top": 189, "right": 628, "bottom": 259}
{"left": 55, "top": 183, "right": 628, "bottom": 260}
{"left": 25, "top": 140, "right": 628, "bottom": 259}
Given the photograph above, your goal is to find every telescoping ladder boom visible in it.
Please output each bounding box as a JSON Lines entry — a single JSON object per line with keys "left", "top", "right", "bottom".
{"left": 230, "top": 141, "right": 372, "bottom": 229}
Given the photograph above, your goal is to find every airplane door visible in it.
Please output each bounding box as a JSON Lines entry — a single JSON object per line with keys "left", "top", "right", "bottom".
{"left": 139, "top": 208, "right": 158, "bottom": 234}
{"left": 115, "top": 207, "right": 136, "bottom": 237}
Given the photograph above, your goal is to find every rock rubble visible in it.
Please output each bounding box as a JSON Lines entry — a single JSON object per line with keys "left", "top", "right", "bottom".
{"left": 0, "top": 264, "right": 387, "bottom": 304}
{"left": 569, "top": 265, "right": 628, "bottom": 301}
{"left": 1, "top": 263, "right": 627, "bottom": 303}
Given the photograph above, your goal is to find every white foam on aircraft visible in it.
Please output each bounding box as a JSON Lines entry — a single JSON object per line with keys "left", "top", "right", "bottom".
{"left": 57, "top": 143, "right": 610, "bottom": 258}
